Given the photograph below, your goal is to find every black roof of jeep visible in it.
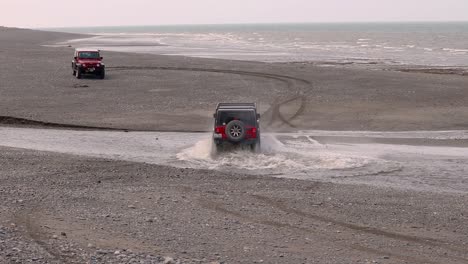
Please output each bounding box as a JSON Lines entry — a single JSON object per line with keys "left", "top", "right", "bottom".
{"left": 215, "top": 103, "right": 257, "bottom": 111}
{"left": 214, "top": 103, "right": 259, "bottom": 127}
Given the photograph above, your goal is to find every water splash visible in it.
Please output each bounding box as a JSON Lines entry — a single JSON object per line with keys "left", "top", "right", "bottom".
{"left": 176, "top": 134, "right": 375, "bottom": 175}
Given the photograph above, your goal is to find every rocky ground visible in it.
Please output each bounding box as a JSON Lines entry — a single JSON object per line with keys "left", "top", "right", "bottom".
{"left": 1, "top": 27, "right": 468, "bottom": 263}
{"left": 1, "top": 146, "right": 467, "bottom": 264}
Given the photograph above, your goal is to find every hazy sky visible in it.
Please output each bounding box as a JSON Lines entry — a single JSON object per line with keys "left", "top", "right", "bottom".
{"left": 2, "top": 0, "right": 468, "bottom": 28}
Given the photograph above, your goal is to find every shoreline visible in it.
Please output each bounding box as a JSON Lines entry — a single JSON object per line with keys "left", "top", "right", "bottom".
{"left": 55, "top": 32, "right": 468, "bottom": 77}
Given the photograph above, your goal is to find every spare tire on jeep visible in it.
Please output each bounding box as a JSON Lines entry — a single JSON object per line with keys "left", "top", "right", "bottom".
{"left": 225, "top": 120, "right": 246, "bottom": 142}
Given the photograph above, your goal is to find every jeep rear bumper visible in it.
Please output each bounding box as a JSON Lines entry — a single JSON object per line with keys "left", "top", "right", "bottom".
{"left": 213, "top": 138, "right": 258, "bottom": 146}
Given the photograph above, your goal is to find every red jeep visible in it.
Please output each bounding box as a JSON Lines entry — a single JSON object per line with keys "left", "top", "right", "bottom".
{"left": 213, "top": 103, "right": 261, "bottom": 152}
{"left": 72, "top": 49, "right": 105, "bottom": 79}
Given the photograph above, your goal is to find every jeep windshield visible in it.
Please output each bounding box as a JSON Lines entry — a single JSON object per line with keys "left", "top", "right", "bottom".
{"left": 78, "top": 52, "right": 100, "bottom": 59}
{"left": 217, "top": 110, "right": 256, "bottom": 126}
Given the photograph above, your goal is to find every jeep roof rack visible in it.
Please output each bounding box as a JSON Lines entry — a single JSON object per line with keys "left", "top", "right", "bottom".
{"left": 75, "top": 48, "right": 100, "bottom": 52}
{"left": 216, "top": 103, "right": 256, "bottom": 110}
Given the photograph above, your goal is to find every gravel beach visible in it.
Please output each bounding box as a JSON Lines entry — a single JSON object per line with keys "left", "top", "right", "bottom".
{"left": 1, "top": 27, "right": 468, "bottom": 263}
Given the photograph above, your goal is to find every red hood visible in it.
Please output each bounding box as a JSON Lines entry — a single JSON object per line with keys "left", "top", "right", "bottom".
{"left": 77, "top": 59, "right": 102, "bottom": 64}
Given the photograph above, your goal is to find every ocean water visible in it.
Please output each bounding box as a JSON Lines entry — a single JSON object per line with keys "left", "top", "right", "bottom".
{"left": 48, "top": 22, "right": 468, "bottom": 66}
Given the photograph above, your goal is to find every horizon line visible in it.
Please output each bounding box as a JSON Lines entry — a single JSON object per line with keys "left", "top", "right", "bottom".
{"left": 35, "top": 20, "right": 468, "bottom": 29}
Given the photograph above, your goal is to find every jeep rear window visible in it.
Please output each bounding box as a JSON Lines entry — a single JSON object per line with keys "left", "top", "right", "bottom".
{"left": 78, "top": 52, "right": 100, "bottom": 59}
{"left": 217, "top": 110, "right": 256, "bottom": 126}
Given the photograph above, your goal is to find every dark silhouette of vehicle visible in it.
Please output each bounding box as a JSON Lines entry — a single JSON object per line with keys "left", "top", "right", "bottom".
{"left": 72, "top": 49, "right": 105, "bottom": 79}
{"left": 213, "top": 103, "right": 261, "bottom": 152}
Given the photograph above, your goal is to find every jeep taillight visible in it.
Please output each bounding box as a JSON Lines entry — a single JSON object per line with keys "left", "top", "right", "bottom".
{"left": 214, "top": 126, "right": 225, "bottom": 139}
{"left": 249, "top": 127, "right": 257, "bottom": 139}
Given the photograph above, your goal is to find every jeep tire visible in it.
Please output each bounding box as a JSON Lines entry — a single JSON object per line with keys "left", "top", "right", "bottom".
{"left": 225, "top": 120, "right": 246, "bottom": 142}
{"left": 75, "top": 68, "right": 82, "bottom": 79}
{"left": 99, "top": 68, "right": 105, "bottom": 79}
{"left": 215, "top": 144, "right": 223, "bottom": 153}
{"left": 251, "top": 140, "right": 261, "bottom": 153}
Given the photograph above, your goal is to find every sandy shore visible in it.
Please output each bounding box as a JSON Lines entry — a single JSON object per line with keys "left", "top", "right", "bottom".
{"left": 1, "top": 27, "right": 468, "bottom": 263}
{"left": 1, "top": 27, "right": 468, "bottom": 132}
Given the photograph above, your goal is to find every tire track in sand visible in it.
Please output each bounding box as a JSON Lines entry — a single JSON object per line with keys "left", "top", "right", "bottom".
{"left": 109, "top": 66, "right": 313, "bottom": 128}
{"left": 199, "top": 198, "right": 440, "bottom": 264}
{"left": 0, "top": 67, "right": 312, "bottom": 130}
{"left": 251, "top": 194, "right": 468, "bottom": 263}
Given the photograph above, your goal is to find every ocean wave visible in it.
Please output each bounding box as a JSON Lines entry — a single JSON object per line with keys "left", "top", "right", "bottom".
{"left": 59, "top": 27, "right": 468, "bottom": 67}
{"left": 443, "top": 48, "right": 468, "bottom": 53}
{"left": 383, "top": 46, "right": 405, "bottom": 51}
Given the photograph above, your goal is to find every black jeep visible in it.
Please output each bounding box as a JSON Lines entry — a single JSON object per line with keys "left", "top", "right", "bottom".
{"left": 213, "top": 103, "right": 261, "bottom": 152}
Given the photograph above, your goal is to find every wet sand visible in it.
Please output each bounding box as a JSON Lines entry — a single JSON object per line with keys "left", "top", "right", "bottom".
{"left": 1, "top": 27, "right": 468, "bottom": 263}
